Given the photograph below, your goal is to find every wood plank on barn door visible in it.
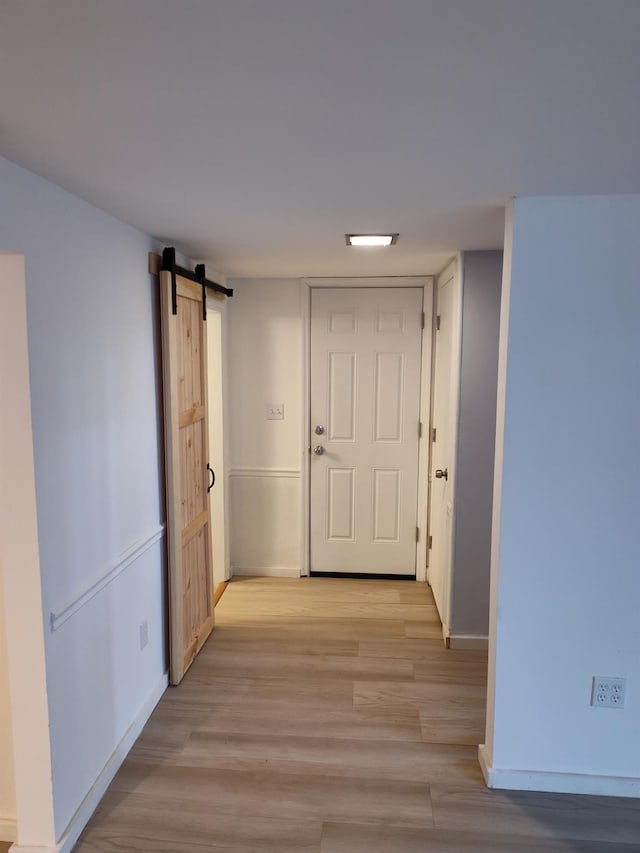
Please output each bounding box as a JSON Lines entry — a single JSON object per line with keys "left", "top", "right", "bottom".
{"left": 159, "top": 271, "right": 215, "bottom": 685}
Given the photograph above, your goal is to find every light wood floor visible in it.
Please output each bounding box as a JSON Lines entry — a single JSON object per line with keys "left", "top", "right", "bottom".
{"left": 73, "top": 577, "right": 640, "bottom": 851}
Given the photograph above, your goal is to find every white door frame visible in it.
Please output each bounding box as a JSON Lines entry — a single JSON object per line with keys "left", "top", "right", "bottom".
{"left": 206, "top": 295, "right": 231, "bottom": 584}
{"left": 0, "top": 252, "right": 57, "bottom": 848}
{"left": 300, "top": 276, "right": 434, "bottom": 581}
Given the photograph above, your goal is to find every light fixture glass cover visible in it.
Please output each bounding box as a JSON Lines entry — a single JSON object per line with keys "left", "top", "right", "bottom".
{"left": 346, "top": 233, "right": 398, "bottom": 247}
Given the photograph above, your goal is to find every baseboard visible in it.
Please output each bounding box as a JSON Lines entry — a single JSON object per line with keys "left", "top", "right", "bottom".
{"left": 52, "top": 671, "right": 168, "bottom": 853}
{"left": 0, "top": 815, "right": 16, "bottom": 843}
{"left": 231, "top": 566, "right": 301, "bottom": 578}
{"left": 448, "top": 634, "right": 489, "bottom": 650}
{"left": 478, "top": 744, "right": 640, "bottom": 799}
{"left": 214, "top": 581, "right": 228, "bottom": 605}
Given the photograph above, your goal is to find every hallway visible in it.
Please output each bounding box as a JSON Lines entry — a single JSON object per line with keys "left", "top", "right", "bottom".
{"left": 74, "top": 578, "right": 640, "bottom": 851}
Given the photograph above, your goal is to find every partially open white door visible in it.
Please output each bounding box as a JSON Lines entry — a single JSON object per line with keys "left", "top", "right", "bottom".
{"left": 310, "top": 287, "right": 423, "bottom": 575}
{"left": 428, "top": 260, "right": 462, "bottom": 626}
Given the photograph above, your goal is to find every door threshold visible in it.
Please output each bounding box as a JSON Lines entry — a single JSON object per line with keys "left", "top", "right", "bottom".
{"left": 309, "top": 571, "right": 416, "bottom": 580}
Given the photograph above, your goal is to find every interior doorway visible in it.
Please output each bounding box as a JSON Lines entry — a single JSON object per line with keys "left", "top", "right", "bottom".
{"left": 427, "top": 259, "right": 462, "bottom": 625}
{"left": 304, "top": 279, "right": 434, "bottom": 579}
{"left": 206, "top": 303, "right": 229, "bottom": 590}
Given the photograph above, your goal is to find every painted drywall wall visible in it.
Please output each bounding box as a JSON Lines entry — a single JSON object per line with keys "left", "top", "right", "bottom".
{"left": 0, "top": 570, "right": 16, "bottom": 836}
{"left": 0, "top": 156, "right": 167, "bottom": 839}
{"left": 450, "top": 251, "right": 502, "bottom": 638}
{"left": 227, "top": 279, "right": 303, "bottom": 574}
{"left": 485, "top": 196, "right": 640, "bottom": 791}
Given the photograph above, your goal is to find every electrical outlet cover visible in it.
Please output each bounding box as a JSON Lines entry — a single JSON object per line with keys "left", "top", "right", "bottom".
{"left": 591, "top": 675, "right": 626, "bottom": 709}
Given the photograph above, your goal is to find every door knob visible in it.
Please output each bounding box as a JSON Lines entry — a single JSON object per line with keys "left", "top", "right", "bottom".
{"left": 314, "top": 425, "right": 325, "bottom": 435}
{"left": 435, "top": 468, "right": 448, "bottom": 480}
{"left": 313, "top": 445, "right": 325, "bottom": 455}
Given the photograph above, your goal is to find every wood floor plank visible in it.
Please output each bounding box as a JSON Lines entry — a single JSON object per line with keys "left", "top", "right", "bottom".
{"left": 191, "top": 703, "right": 423, "bottom": 743}
{"left": 419, "top": 702, "right": 487, "bottom": 745}
{"left": 209, "top": 632, "right": 359, "bottom": 657}
{"left": 176, "top": 730, "right": 484, "bottom": 786}
{"left": 309, "top": 600, "right": 440, "bottom": 621}
{"left": 430, "top": 786, "right": 640, "bottom": 845}
{"left": 358, "top": 637, "right": 455, "bottom": 658}
{"left": 354, "top": 678, "right": 486, "bottom": 744}
{"left": 108, "top": 764, "right": 433, "bottom": 829}
{"left": 161, "top": 673, "right": 356, "bottom": 713}
{"left": 412, "top": 658, "right": 488, "bottom": 686}
{"left": 128, "top": 706, "right": 210, "bottom": 764}
{"left": 190, "top": 649, "right": 415, "bottom": 682}
{"left": 77, "top": 791, "right": 322, "bottom": 852}
{"left": 212, "top": 614, "right": 409, "bottom": 639}
{"left": 404, "top": 618, "right": 446, "bottom": 639}
{"left": 319, "top": 821, "right": 640, "bottom": 853}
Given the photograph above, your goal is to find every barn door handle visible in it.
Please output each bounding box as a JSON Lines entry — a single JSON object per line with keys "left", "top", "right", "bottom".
{"left": 207, "top": 464, "right": 215, "bottom": 492}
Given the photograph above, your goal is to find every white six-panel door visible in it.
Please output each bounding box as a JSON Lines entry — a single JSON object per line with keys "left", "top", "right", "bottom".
{"left": 428, "top": 261, "right": 461, "bottom": 625}
{"left": 310, "top": 288, "right": 423, "bottom": 575}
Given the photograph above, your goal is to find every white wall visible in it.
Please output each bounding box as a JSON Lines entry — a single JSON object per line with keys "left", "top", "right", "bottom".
{"left": 483, "top": 196, "right": 640, "bottom": 795}
{"left": 450, "top": 251, "right": 502, "bottom": 639}
{"left": 227, "top": 279, "right": 303, "bottom": 575}
{"left": 0, "top": 156, "right": 167, "bottom": 840}
{"left": 0, "top": 556, "right": 16, "bottom": 838}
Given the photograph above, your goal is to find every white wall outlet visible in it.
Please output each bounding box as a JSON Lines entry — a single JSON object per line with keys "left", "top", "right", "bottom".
{"left": 591, "top": 676, "right": 626, "bottom": 708}
{"left": 139, "top": 619, "right": 149, "bottom": 651}
{"left": 266, "top": 403, "right": 284, "bottom": 420}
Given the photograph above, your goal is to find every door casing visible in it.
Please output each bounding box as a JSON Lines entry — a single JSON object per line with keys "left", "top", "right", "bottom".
{"left": 300, "top": 276, "right": 434, "bottom": 581}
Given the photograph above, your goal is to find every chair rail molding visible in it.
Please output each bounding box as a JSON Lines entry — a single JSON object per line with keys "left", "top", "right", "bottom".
{"left": 49, "top": 525, "right": 165, "bottom": 632}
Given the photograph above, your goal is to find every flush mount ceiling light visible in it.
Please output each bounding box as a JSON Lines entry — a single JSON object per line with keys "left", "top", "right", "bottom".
{"left": 345, "top": 233, "right": 399, "bottom": 247}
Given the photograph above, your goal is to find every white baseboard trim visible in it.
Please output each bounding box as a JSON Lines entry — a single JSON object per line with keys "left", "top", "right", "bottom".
{"left": 448, "top": 634, "right": 489, "bottom": 650}
{"left": 52, "top": 671, "right": 168, "bottom": 853}
{"left": 231, "top": 566, "right": 301, "bottom": 578}
{"left": 0, "top": 815, "right": 16, "bottom": 843}
{"left": 478, "top": 744, "right": 640, "bottom": 799}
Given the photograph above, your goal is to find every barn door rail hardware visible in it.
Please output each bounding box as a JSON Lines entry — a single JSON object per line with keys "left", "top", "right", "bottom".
{"left": 161, "top": 246, "right": 234, "bottom": 315}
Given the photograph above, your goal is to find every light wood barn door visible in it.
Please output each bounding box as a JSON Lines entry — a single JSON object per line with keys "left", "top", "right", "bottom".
{"left": 159, "top": 271, "right": 214, "bottom": 684}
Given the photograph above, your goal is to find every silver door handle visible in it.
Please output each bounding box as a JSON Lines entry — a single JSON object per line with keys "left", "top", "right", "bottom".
{"left": 313, "top": 445, "right": 325, "bottom": 456}
{"left": 435, "top": 468, "right": 448, "bottom": 480}
{"left": 314, "top": 425, "right": 325, "bottom": 435}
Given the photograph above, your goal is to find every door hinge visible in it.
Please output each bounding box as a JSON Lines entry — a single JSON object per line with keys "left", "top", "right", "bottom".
{"left": 436, "top": 314, "right": 441, "bottom": 331}
{"left": 421, "top": 311, "right": 425, "bottom": 329}
{"left": 416, "top": 526, "right": 420, "bottom": 543}
{"left": 432, "top": 427, "right": 436, "bottom": 443}
{"left": 418, "top": 421, "right": 423, "bottom": 438}
{"left": 428, "top": 535, "right": 433, "bottom": 549}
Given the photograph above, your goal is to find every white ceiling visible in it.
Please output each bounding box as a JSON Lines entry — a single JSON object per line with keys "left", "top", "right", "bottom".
{"left": 1, "top": 0, "right": 639, "bottom": 278}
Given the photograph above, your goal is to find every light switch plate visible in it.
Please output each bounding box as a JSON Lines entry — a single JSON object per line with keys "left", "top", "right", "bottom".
{"left": 266, "top": 403, "right": 284, "bottom": 420}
